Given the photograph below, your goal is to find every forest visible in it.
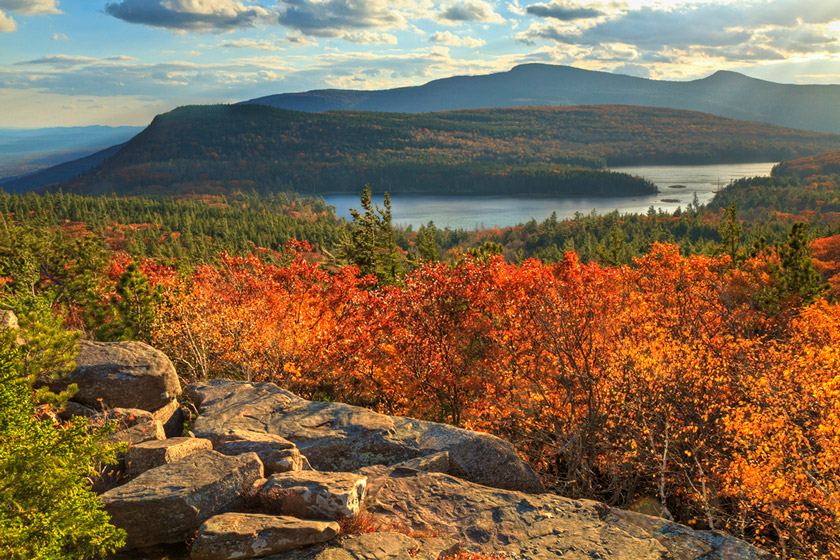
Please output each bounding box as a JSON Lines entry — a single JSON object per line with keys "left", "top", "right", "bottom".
{"left": 51, "top": 104, "right": 840, "bottom": 197}
{"left": 3, "top": 152, "right": 840, "bottom": 559}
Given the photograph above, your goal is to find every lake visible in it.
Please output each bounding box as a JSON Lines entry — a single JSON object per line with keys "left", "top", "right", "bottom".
{"left": 324, "top": 162, "right": 776, "bottom": 230}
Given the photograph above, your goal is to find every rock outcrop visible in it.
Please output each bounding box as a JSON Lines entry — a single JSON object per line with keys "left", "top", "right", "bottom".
{"left": 191, "top": 513, "right": 340, "bottom": 560}
{"left": 188, "top": 380, "right": 544, "bottom": 494}
{"left": 126, "top": 437, "right": 213, "bottom": 477}
{"left": 259, "top": 472, "right": 367, "bottom": 521}
{"left": 56, "top": 344, "right": 769, "bottom": 560}
{"left": 51, "top": 340, "right": 182, "bottom": 411}
{"left": 266, "top": 532, "right": 460, "bottom": 560}
{"left": 101, "top": 451, "right": 263, "bottom": 548}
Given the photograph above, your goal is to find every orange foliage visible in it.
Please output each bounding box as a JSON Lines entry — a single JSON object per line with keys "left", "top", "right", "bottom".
{"left": 142, "top": 243, "right": 840, "bottom": 558}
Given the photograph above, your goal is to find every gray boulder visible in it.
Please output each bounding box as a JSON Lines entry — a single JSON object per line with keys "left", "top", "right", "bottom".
{"left": 356, "top": 466, "right": 771, "bottom": 560}
{"left": 259, "top": 471, "right": 367, "bottom": 520}
{"left": 95, "top": 408, "right": 165, "bottom": 446}
{"left": 264, "top": 532, "right": 460, "bottom": 560}
{"left": 52, "top": 340, "right": 182, "bottom": 411}
{"left": 127, "top": 437, "right": 214, "bottom": 478}
{"left": 101, "top": 450, "right": 263, "bottom": 548}
{"left": 188, "top": 380, "right": 543, "bottom": 493}
{"left": 0, "top": 309, "right": 19, "bottom": 330}
{"left": 0, "top": 309, "right": 24, "bottom": 345}
{"left": 213, "top": 432, "right": 312, "bottom": 475}
{"left": 190, "top": 513, "right": 339, "bottom": 560}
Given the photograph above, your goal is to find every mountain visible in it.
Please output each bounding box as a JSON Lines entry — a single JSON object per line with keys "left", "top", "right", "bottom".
{"left": 244, "top": 64, "right": 840, "bottom": 135}
{"left": 0, "top": 125, "right": 143, "bottom": 179}
{"left": 0, "top": 143, "right": 126, "bottom": 193}
{"left": 50, "top": 104, "right": 840, "bottom": 198}
{"left": 772, "top": 150, "right": 840, "bottom": 178}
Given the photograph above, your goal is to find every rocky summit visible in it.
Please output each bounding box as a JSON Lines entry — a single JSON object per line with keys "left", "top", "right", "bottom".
{"left": 52, "top": 341, "right": 773, "bottom": 560}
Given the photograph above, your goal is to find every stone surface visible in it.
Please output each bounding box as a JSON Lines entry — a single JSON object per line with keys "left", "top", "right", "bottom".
{"left": 0, "top": 309, "right": 19, "bottom": 329}
{"left": 101, "top": 451, "right": 264, "bottom": 548}
{"left": 95, "top": 408, "right": 166, "bottom": 446}
{"left": 51, "top": 340, "right": 182, "bottom": 411}
{"left": 190, "top": 513, "right": 339, "bottom": 560}
{"left": 189, "top": 380, "right": 543, "bottom": 493}
{"left": 259, "top": 471, "right": 367, "bottom": 521}
{"left": 356, "top": 467, "right": 771, "bottom": 560}
{"left": 606, "top": 509, "right": 775, "bottom": 560}
{"left": 152, "top": 398, "right": 185, "bottom": 438}
{"left": 218, "top": 442, "right": 310, "bottom": 475}
{"left": 264, "top": 532, "right": 460, "bottom": 560}
{"left": 127, "top": 437, "right": 214, "bottom": 478}
{"left": 59, "top": 400, "right": 98, "bottom": 420}
{"left": 0, "top": 309, "right": 24, "bottom": 345}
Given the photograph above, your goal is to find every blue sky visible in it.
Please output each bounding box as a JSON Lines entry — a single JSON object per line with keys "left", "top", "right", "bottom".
{"left": 2, "top": 0, "right": 840, "bottom": 127}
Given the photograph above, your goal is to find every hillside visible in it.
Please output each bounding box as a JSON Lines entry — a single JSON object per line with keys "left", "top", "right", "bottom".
{"left": 54, "top": 104, "right": 840, "bottom": 198}
{"left": 772, "top": 150, "right": 840, "bottom": 178}
{"left": 244, "top": 63, "right": 840, "bottom": 135}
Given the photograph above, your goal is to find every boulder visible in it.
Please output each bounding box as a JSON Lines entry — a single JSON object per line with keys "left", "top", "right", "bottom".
{"left": 606, "top": 509, "right": 775, "bottom": 560}
{"left": 152, "top": 398, "right": 186, "bottom": 438}
{"left": 355, "top": 467, "right": 771, "bottom": 560}
{"left": 101, "top": 450, "right": 264, "bottom": 548}
{"left": 59, "top": 400, "right": 98, "bottom": 420}
{"left": 264, "top": 532, "right": 460, "bottom": 560}
{"left": 189, "top": 380, "right": 543, "bottom": 493}
{"left": 127, "top": 437, "right": 214, "bottom": 478}
{"left": 51, "top": 340, "right": 181, "bottom": 411}
{"left": 0, "top": 309, "right": 24, "bottom": 345}
{"left": 216, "top": 436, "right": 311, "bottom": 475}
{"left": 190, "top": 513, "right": 339, "bottom": 560}
{"left": 94, "top": 408, "right": 165, "bottom": 446}
{"left": 259, "top": 472, "right": 367, "bottom": 521}
{"left": 0, "top": 309, "right": 19, "bottom": 330}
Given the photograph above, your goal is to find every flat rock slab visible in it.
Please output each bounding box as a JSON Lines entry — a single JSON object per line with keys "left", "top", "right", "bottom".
{"left": 127, "top": 437, "right": 213, "bottom": 478}
{"left": 264, "top": 532, "right": 460, "bottom": 560}
{"left": 189, "top": 380, "right": 543, "bottom": 493}
{"left": 605, "top": 509, "right": 774, "bottom": 560}
{"left": 215, "top": 434, "right": 311, "bottom": 475}
{"left": 190, "top": 513, "right": 339, "bottom": 560}
{"left": 357, "top": 467, "right": 770, "bottom": 560}
{"left": 53, "top": 340, "right": 182, "bottom": 411}
{"left": 259, "top": 471, "right": 367, "bottom": 521}
{"left": 101, "top": 451, "right": 264, "bottom": 548}
{"left": 95, "top": 408, "right": 165, "bottom": 446}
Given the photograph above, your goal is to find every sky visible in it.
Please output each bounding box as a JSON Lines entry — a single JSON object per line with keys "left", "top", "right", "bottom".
{"left": 1, "top": 0, "right": 840, "bottom": 128}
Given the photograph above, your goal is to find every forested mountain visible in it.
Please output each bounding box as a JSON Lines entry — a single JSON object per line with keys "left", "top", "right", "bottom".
{"left": 772, "top": 150, "right": 840, "bottom": 178}
{"left": 244, "top": 63, "right": 840, "bottom": 134}
{"left": 51, "top": 104, "right": 840, "bottom": 197}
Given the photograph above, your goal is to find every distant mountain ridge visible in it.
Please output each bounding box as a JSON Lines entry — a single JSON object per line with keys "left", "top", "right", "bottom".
{"left": 50, "top": 104, "right": 840, "bottom": 198}
{"left": 0, "top": 125, "right": 143, "bottom": 181}
{"left": 243, "top": 64, "right": 840, "bottom": 135}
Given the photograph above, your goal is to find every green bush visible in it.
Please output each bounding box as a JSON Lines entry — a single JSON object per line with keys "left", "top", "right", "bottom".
{"left": 0, "top": 332, "right": 125, "bottom": 559}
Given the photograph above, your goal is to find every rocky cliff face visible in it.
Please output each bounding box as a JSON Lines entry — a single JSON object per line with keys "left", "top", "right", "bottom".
{"left": 51, "top": 340, "right": 772, "bottom": 560}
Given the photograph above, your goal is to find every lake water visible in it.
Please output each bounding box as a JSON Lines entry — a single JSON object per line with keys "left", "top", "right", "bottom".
{"left": 324, "top": 162, "right": 776, "bottom": 230}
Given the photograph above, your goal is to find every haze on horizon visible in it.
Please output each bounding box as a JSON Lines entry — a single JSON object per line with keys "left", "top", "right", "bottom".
{"left": 1, "top": 0, "right": 840, "bottom": 128}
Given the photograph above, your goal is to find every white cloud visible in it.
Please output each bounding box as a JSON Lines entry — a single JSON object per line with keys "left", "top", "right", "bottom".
{"left": 0, "top": 9, "right": 16, "bottom": 31}
{"left": 104, "top": 0, "right": 271, "bottom": 32}
{"left": 525, "top": 2, "right": 603, "bottom": 21}
{"left": 0, "top": 0, "right": 60, "bottom": 15}
{"left": 430, "top": 30, "right": 486, "bottom": 47}
{"left": 342, "top": 30, "right": 398, "bottom": 44}
{"left": 437, "top": 0, "right": 505, "bottom": 25}
{"left": 276, "top": 0, "right": 409, "bottom": 37}
{"left": 218, "top": 38, "right": 281, "bottom": 50}
{"left": 51, "top": 32, "right": 67, "bottom": 40}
